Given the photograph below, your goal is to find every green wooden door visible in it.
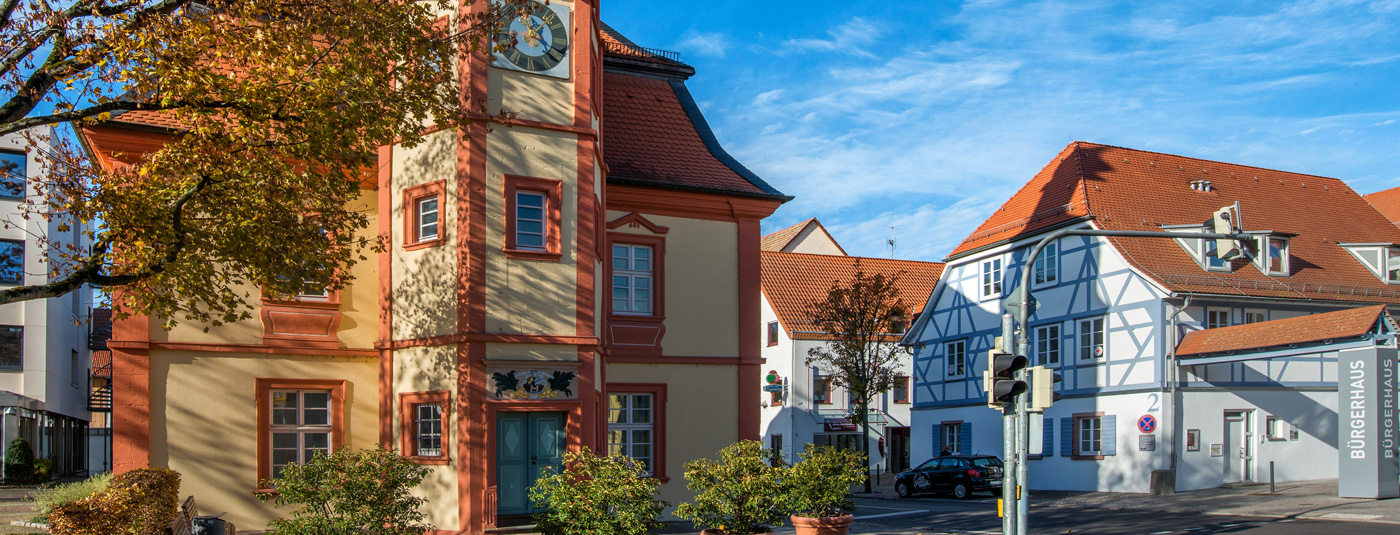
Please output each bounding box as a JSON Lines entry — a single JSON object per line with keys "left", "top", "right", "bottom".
{"left": 496, "top": 412, "right": 566, "bottom": 516}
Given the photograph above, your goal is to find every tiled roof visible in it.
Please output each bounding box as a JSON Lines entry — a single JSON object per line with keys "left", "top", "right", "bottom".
{"left": 950, "top": 141, "right": 1400, "bottom": 303}
{"left": 602, "top": 71, "right": 789, "bottom": 200}
{"left": 1176, "top": 305, "right": 1388, "bottom": 357}
{"left": 762, "top": 219, "right": 814, "bottom": 252}
{"left": 762, "top": 251, "right": 944, "bottom": 340}
{"left": 106, "top": 109, "right": 188, "bottom": 131}
{"left": 1364, "top": 186, "right": 1400, "bottom": 226}
{"left": 599, "top": 22, "right": 687, "bottom": 68}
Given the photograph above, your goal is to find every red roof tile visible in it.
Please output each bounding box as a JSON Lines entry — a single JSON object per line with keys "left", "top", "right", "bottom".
{"left": 951, "top": 142, "right": 1400, "bottom": 304}
{"left": 602, "top": 71, "right": 786, "bottom": 199}
{"left": 1364, "top": 186, "right": 1400, "bottom": 226}
{"left": 1176, "top": 305, "right": 1388, "bottom": 357}
{"left": 762, "top": 251, "right": 944, "bottom": 340}
{"left": 763, "top": 219, "right": 812, "bottom": 252}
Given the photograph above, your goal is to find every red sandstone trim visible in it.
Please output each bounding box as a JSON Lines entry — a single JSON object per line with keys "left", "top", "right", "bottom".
{"left": 503, "top": 175, "right": 564, "bottom": 261}
{"left": 403, "top": 180, "right": 447, "bottom": 251}
{"left": 377, "top": 332, "right": 599, "bottom": 350}
{"left": 607, "top": 185, "right": 782, "bottom": 222}
{"left": 737, "top": 219, "right": 762, "bottom": 440}
{"left": 400, "top": 390, "right": 453, "bottom": 464}
{"left": 254, "top": 378, "right": 347, "bottom": 487}
{"left": 606, "top": 212, "right": 669, "bottom": 234}
{"left": 605, "top": 383, "right": 668, "bottom": 480}
{"left": 378, "top": 144, "right": 395, "bottom": 447}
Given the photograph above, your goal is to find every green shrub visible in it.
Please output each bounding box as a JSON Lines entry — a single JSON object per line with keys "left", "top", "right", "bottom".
{"left": 256, "top": 446, "right": 431, "bottom": 535}
{"left": 48, "top": 467, "right": 180, "bottom": 535}
{"left": 675, "top": 440, "right": 786, "bottom": 535}
{"left": 529, "top": 447, "right": 669, "bottom": 535}
{"left": 32, "top": 458, "right": 54, "bottom": 483}
{"left": 29, "top": 472, "right": 112, "bottom": 522}
{"left": 777, "top": 444, "right": 866, "bottom": 518}
{"left": 5, "top": 438, "right": 34, "bottom": 483}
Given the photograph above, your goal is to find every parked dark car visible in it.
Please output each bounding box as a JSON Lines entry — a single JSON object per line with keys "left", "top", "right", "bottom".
{"left": 894, "top": 455, "right": 1003, "bottom": 499}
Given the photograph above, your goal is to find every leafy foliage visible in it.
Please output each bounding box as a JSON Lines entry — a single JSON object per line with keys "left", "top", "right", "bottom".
{"left": 48, "top": 467, "right": 180, "bottom": 535}
{"left": 528, "top": 447, "right": 669, "bottom": 535}
{"left": 255, "top": 446, "right": 431, "bottom": 535}
{"left": 805, "top": 264, "right": 909, "bottom": 492}
{"left": 675, "top": 440, "right": 786, "bottom": 535}
{"left": 30, "top": 472, "right": 112, "bottom": 522}
{"left": 777, "top": 445, "right": 866, "bottom": 518}
{"left": 0, "top": 0, "right": 531, "bottom": 326}
{"left": 32, "top": 457, "right": 54, "bottom": 483}
{"left": 4, "top": 437, "right": 34, "bottom": 483}
{"left": 30, "top": 470, "right": 112, "bottom": 520}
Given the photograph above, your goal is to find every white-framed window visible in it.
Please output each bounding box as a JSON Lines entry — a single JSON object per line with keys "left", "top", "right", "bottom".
{"left": 942, "top": 422, "right": 962, "bottom": 455}
{"left": 981, "top": 257, "right": 1003, "bottom": 298}
{"left": 1243, "top": 310, "right": 1266, "bottom": 324}
{"left": 1389, "top": 249, "right": 1400, "bottom": 283}
{"left": 1076, "top": 416, "right": 1102, "bottom": 455}
{"left": 608, "top": 393, "right": 654, "bottom": 476}
{"left": 1034, "top": 324, "right": 1060, "bottom": 366}
{"left": 1262, "top": 237, "right": 1289, "bottom": 276}
{"left": 1206, "top": 309, "right": 1231, "bottom": 330}
{"left": 1077, "top": 317, "right": 1105, "bottom": 361}
{"left": 813, "top": 373, "right": 832, "bottom": 404}
{"left": 1033, "top": 241, "right": 1058, "bottom": 287}
{"left": 270, "top": 389, "right": 333, "bottom": 478}
{"left": 416, "top": 196, "right": 439, "bottom": 241}
{"left": 1265, "top": 415, "right": 1287, "bottom": 441}
{"left": 1204, "top": 239, "right": 1231, "bottom": 272}
{"left": 413, "top": 402, "right": 443, "bottom": 457}
{"left": 946, "top": 339, "right": 966, "bottom": 377}
{"left": 612, "top": 244, "right": 653, "bottom": 315}
{"left": 514, "top": 191, "right": 546, "bottom": 250}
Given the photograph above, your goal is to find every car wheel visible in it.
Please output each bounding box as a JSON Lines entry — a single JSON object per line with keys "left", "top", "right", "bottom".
{"left": 952, "top": 482, "right": 971, "bottom": 500}
{"left": 895, "top": 481, "right": 912, "bottom": 498}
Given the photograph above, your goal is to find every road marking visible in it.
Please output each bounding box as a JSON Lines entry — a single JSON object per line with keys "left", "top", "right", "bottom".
{"left": 1150, "top": 531, "right": 1174, "bottom": 534}
{"left": 854, "top": 509, "right": 927, "bottom": 520}
{"left": 1317, "top": 513, "right": 1383, "bottom": 520}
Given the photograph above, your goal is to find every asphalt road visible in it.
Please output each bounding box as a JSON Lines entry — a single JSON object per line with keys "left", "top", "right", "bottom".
{"left": 838, "top": 495, "right": 1399, "bottom": 535}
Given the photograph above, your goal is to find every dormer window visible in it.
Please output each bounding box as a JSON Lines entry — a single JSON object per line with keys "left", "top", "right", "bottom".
{"left": 1259, "top": 236, "right": 1289, "bottom": 276}
{"left": 1341, "top": 243, "right": 1400, "bottom": 284}
{"left": 1163, "top": 224, "right": 1231, "bottom": 272}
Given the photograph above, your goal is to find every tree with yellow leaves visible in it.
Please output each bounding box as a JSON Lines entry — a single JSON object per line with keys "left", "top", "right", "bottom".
{"left": 0, "top": 0, "right": 525, "bottom": 326}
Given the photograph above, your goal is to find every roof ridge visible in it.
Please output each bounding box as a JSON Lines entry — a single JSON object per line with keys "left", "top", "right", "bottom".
{"left": 1073, "top": 140, "right": 1350, "bottom": 185}
{"left": 761, "top": 249, "right": 945, "bottom": 266}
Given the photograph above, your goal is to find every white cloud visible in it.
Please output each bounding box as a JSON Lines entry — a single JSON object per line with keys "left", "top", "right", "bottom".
{"left": 674, "top": 30, "right": 731, "bottom": 57}
{"left": 780, "top": 18, "right": 879, "bottom": 58}
{"left": 1373, "top": 119, "right": 1398, "bottom": 127}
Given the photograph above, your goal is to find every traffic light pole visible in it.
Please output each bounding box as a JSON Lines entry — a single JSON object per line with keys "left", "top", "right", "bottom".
{"left": 999, "top": 314, "right": 1018, "bottom": 535}
{"left": 1009, "top": 226, "right": 1246, "bottom": 535}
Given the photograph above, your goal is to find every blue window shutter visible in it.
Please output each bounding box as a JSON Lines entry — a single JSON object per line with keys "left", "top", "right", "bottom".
{"left": 1102, "top": 415, "right": 1117, "bottom": 456}
{"left": 960, "top": 422, "right": 972, "bottom": 455}
{"left": 931, "top": 425, "right": 941, "bottom": 453}
{"left": 1042, "top": 417, "right": 1054, "bottom": 456}
{"left": 1061, "top": 418, "right": 1074, "bottom": 456}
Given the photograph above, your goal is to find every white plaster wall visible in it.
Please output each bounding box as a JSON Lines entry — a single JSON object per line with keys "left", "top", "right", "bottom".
{"left": 1177, "top": 389, "right": 1338, "bottom": 491}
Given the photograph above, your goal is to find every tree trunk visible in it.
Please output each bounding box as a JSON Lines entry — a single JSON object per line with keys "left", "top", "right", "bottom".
{"left": 859, "top": 400, "right": 872, "bottom": 493}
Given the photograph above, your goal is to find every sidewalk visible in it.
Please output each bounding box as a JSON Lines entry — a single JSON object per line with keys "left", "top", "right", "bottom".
{"left": 856, "top": 476, "right": 1400, "bottom": 524}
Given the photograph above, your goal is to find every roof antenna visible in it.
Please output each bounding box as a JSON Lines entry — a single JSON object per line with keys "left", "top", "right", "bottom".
{"left": 888, "top": 211, "right": 897, "bottom": 259}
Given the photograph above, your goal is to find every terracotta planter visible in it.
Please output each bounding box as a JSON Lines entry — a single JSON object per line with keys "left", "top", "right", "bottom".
{"left": 789, "top": 514, "right": 854, "bottom": 535}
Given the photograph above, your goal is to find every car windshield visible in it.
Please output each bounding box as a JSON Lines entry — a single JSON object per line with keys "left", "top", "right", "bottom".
{"left": 971, "top": 457, "right": 1003, "bottom": 467}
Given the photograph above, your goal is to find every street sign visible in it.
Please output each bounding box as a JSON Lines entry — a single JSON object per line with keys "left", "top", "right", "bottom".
{"left": 1001, "top": 285, "right": 1036, "bottom": 321}
{"left": 1137, "top": 415, "right": 1157, "bottom": 434}
{"left": 762, "top": 384, "right": 783, "bottom": 393}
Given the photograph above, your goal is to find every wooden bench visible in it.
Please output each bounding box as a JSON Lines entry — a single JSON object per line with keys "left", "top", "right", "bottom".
{"left": 166, "top": 496, "right": 237, "bottom": 535}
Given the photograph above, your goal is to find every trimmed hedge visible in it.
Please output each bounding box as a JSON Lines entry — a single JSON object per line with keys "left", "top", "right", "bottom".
{"left": 4, "top": 438, "right": 34, "bottom": 483}
{"left": 49, "top": 467, "right": 180, "bottom": 535}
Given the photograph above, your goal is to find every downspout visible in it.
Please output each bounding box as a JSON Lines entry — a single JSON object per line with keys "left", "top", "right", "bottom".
{"left": 1167, "top": 295, "right": 1192, "bottom": 491}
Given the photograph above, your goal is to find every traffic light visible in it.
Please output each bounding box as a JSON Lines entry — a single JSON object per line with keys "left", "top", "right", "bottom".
{"left": 1029, "top": 366, "right": 1062, "bottom": 412}
{"left": 1208, "top": 205, "right": 1240, "bottom": 261}
{"left": 985, "top": 349, "right": 1028, "bottom": 407}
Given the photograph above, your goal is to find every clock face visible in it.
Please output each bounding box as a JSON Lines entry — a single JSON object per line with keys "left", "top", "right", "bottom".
{"left": 493, "top": 1, "right": 570, "bottom": 78}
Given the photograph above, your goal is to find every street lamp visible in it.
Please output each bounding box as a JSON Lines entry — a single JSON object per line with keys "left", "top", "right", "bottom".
{"left": 0, "top": 407, "right": 16, "bottom": 482}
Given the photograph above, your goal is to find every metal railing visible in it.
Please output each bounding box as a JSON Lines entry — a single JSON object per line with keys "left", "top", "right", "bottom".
{"left": 602, "top": 41, "right": 682, "bottom": 62}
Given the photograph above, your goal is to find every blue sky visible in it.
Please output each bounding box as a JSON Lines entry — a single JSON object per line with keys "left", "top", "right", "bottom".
{"left": 601, "top": 0, "right": 1400, "bottom": 262}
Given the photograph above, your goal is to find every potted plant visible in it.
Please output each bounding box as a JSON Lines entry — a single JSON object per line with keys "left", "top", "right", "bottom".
{"left": 675, "top": 440, "right": 787, "bottom": 534}
{"left": 528, "top": 447, "right": 669, "bottom": 535}
{"left": 778, "top": 444, "right": 867, "bottom": 535}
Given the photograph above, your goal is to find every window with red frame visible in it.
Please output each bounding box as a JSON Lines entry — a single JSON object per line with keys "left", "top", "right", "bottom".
{"left": 767, "top": 321, "right": 779, "bottom": 346}
{"left": 813, "top": 374, "right": 832, "bottom": 404}
{"left": 893, "top": 375, "right": 910, "bottom": 403}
